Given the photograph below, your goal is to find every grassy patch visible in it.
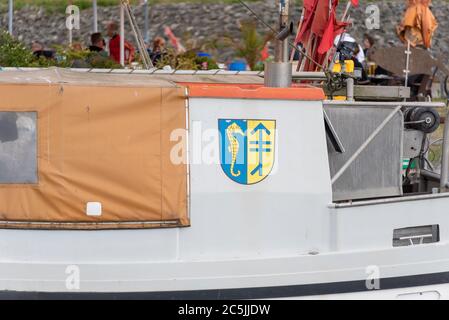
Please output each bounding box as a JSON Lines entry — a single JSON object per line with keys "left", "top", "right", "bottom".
{"left": 0, "top": 0, "right": 411, "bottom": 14}
{"left": 0, "top": 0, "right": 263, "bottom": 13}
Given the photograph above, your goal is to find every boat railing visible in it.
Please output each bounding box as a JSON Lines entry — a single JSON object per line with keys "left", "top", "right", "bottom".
{"left": 441, "top": 108, "right": 449, "bottom": 191}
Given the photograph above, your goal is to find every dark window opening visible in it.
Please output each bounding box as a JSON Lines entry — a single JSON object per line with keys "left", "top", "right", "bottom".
{"left": 0, "top": 112, "right": 37, "bottom": 184}
{"left": 393, "top": 225, "right": 440, "bottom": 247}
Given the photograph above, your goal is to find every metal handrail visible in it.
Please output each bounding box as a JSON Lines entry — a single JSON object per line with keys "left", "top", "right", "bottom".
{"left": 441, "top": 108, "right": 449, "bottom": 190}
{"left": 325, "top": 101, "right": 446, "bottom": 108}
{"left": 0, "top": 67, "right": 265, "bottom": 76}
{"left": 0, "top": 67, "right": 330, "bottom": 81}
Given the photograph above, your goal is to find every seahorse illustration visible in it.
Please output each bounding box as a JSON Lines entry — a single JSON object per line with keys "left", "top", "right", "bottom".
{"left": 226, "top": 122, "right": 244, "bottom": 177}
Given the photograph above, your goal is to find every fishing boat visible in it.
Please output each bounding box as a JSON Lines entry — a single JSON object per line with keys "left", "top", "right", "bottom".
{"left": 0, "top": 0, "right": 449, "bottom": 300}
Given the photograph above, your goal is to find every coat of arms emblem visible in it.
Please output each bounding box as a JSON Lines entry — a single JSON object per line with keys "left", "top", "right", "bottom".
{"left": 218, "top": 119, "right": 276, "bottom": 185}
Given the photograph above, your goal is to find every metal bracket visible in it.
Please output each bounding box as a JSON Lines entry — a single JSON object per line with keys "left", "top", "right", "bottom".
{"left": 324, "top": 109, "right": 345, "bottom": 154}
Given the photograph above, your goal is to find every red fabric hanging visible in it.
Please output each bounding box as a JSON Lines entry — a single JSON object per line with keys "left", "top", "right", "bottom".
{"left": 318, "top": 10, "right": 348, "bottom": 54}
{"left": 310, "top": 0, "right": 330, "bottom": 37}
{"left": 294, "top": 0, "right": 353, "bottom": 71}
{"left": 295, "top": 0, "right": 319, "bottom": 44}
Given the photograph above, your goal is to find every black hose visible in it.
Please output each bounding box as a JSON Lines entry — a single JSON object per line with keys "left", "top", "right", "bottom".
{"left": 443, "top": 76, "right": 449, "bottom": 99}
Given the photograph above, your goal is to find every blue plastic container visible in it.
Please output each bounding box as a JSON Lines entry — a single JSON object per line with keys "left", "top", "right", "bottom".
{"left": 197, "top": 52, "right": 211, "bottom": 58}
{"left": 229, "top": 60, "right": 247, "bottom": 71}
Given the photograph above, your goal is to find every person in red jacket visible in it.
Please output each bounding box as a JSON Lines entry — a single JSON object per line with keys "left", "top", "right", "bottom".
{"left": 106, "top": 21, "right": 135, "bottom": 65}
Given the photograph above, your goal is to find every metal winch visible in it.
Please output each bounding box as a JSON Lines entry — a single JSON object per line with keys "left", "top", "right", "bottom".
{"left": 404, "top": 106, "right": 440, "bottom": 133}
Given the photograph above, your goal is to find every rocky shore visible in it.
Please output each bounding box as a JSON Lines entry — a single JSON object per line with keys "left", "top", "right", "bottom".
{"left": 1, "top": 1, "right": 449, "bottom": 62}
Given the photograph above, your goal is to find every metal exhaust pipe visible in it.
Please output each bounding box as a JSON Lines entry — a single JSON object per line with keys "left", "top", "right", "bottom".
{"left": 265, "top": 0, "right": 292, "bottom": 88}
{"left": 275, "top": 22, "right": 294, "bottom": 41}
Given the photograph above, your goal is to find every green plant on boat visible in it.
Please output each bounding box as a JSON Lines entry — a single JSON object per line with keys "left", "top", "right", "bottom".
{"left": 0, "top": 30, "right": 41, "bottom": 67}
{"left": 53, "top": 45, "right": 122, "bottom": 69}
{"left": 155, "top": 48, "right": 219, "bottom": 70}
{"left": 217, "top": 19, "right": 272, "bottom": 71}
{"left": 0, "top": 30, "right": 121, "bottom": 69}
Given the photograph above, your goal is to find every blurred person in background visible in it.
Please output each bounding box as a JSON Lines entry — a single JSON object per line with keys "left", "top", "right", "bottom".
{"left": 106, "top": 21, "right": 135, "bottom": 65}
{"left": 149, "top": 37, "right": 166, "bottom": 66}
{"left": 31, "top": 41, "right": 54, "bottom": 59}
{"left": 363, "top": 34, "right": 375, "bottom": 58}
{"left": 89, "top": 32, "right": 108, "bottom": 57}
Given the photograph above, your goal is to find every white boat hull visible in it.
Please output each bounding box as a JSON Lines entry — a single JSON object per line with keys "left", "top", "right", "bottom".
{"left": 1, "top": 71, "right": 448, "bottom": 300}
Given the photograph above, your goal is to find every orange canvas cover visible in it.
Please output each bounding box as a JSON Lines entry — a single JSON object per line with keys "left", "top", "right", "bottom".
{"left": 0, "top": 70, "right": 189, "bottom": 230}
{"left": 397, "top": 0, "right": 438, "bottom": 49}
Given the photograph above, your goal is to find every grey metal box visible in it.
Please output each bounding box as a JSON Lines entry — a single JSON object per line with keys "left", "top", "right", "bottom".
{"left": 324, "top": 104, "right": 403, "bottom": 202}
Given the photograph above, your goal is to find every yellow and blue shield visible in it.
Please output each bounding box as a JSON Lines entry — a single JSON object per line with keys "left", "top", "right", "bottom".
{"left": 219, "top": 119, "right": 276, "bottom": 185}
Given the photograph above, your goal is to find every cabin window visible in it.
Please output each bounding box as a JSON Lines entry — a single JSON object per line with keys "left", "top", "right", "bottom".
{"left": 0, "top": 112, "right": 38, "bottom": 184}
{"left": 393, "top": 225, "right": 440, "bottom": 247}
